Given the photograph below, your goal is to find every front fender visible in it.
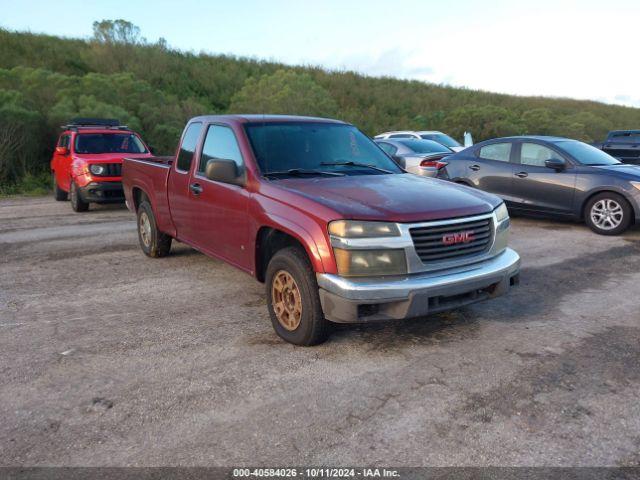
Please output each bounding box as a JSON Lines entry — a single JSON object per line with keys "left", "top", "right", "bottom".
{"left": 258, "top": 212, "right": 331, "bottom": 274}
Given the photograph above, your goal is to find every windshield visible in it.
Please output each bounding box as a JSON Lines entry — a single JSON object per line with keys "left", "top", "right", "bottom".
{"left": 245, "top": 122, "right": 403, "bottom": 176}
{"left": 74, "top": 133, "right": 147, "bottom": 154}
{"left": 556, "top": 140, "right": 621, "bottom": 166}
{"left": 419, "top": 133, "right": 461, "bottom": 148}
{"left": 398, "top": 139, "right": 451, "bottom": 154}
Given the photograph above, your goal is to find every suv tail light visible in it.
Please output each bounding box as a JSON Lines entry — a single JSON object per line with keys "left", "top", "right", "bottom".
{"left": 420, "top": 156, "right": 448, "bottom": 169}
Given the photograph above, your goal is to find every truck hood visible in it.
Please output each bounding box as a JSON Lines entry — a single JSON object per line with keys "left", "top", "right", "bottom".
{"left": 592, "top": 164, "right": 640, "bottom": 179}
{"left": 271, "top": 173, "right": 501, "bottom": 222}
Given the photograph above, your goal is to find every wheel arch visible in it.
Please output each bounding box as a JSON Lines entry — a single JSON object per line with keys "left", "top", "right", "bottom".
{"left": 453, "top": 178, "right": 474, "bottom": 187}
{"left": 255, "top": 227, "right": 314, "bottom": 283}
{"left": 580, "top": 188, "right": 636, "bottom": 222}
{"left": 131, "top": 186, "right": 150, "bottom": 212}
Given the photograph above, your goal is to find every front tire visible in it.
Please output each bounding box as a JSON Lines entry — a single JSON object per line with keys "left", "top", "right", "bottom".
{"left": 137, "top": 200, "right": 172, "bottom": 257}
{"left": 585, "top": 192, "right": 632, "bottom": 235}
{"left": 70, "top": 181, "right": 89, "bottom": 212}
{"left": 53, "top": 173, "right": 68, "bottom": 201}
{"left": 265, "top": 246, "right": 329, "bottom": 346}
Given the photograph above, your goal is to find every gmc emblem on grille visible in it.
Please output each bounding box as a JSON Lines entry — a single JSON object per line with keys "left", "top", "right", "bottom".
{"left": 442, "top": 231, "right": 475, "bottom": 246}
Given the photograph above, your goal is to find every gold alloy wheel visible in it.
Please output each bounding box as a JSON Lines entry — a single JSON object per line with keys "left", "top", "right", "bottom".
{"left": 271, "top": 270, "right": 303, "bottom": 331}
{"left": 139, "top": 211, "right": 152, "bottom": 247}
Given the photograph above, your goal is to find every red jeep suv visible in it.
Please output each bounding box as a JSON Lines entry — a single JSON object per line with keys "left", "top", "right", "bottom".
{"left": 50, "top": 118, "right": 153, "bottom": 212}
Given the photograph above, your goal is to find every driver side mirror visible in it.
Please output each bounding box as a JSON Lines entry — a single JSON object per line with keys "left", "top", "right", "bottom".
{"left": 205, "top": 158, "right": 245, "bottom": 186}
{"left": 545, "top": 158, "right": 566, "bottom": 171}
{"left": 55, "top": 146, "right": 69, "bottom": 155}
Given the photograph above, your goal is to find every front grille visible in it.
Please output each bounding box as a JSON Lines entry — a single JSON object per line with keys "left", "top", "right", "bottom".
{"left": 94, "top": 163, "right": 122, "bottom": 176}
{"left": 410, "top": 216, "right": 493, "bottom": 263}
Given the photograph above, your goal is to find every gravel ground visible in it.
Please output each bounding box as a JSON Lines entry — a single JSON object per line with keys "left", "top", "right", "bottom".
{"left": 1, "top": 196, "right": 639, "bottom": 467}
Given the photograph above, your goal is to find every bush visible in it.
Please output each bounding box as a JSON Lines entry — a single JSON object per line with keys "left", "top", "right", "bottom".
{"left": 1, "top": 20, "right": 639, "bottom": 192}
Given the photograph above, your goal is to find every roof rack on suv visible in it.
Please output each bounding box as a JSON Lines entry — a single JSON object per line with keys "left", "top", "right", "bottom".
{"left": 62, "top": 118, "right": 130, "bottom": 131}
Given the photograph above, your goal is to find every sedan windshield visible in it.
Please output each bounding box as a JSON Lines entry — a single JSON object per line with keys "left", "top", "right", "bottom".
{"left": 75, "top": 133, "right": 147, "bottom": 154}
{"left": 419, "top": 133, "right": 461, "bottom": 148}
{"left": 556, "top": 140, "right": 621, "bottom": 166}
{"left": 245, "top": 122, "right": 403, "bottom": 177}
{"left": 398, "top": 139, "right": 451, "bottom": 154}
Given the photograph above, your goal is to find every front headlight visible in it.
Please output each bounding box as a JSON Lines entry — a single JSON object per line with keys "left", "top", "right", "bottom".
{"left": 494, "top": 202, "right": 509, "bottom": 223}
{"left": 89, "top": 164, "right": 105, "bottom": 175}
{"left": 631, "top": 181, "right": 640, "bottom": 192}
{"left": 334, "top": 248, "right": 407, "bottom": 276}
{"left": 328, "top": 220, "right": 400, "bottom": 238}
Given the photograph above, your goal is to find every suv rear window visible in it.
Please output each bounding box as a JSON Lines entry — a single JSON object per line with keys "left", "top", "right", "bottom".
{"left": 74, "top": 133, "right": 147, "bottom": 154}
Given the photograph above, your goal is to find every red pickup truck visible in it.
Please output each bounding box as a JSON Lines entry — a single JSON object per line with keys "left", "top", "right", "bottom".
{"left": 51, "top": 118, "right": 152, "bottom": 212}
{"left": 122, "top": 115, "right": 520, "bottom": 345}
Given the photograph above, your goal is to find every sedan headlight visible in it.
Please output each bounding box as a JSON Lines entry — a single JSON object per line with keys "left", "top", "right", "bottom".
{"left": 328, "top": 220, "right": 400, "bottom": 238}
{"left": 89, "top": 164, "right": 105, "bottom": 175}
{"left": 631, "top": 181, "right": 640, "bottom": 192}
{"left": 494, "top": 202, "right": 509, "bottom": 223}
{"left": 334, "top": 248, "right": 407, "bottom": 276}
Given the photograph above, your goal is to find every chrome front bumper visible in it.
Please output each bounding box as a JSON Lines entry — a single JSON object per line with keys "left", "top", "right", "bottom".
{"left": 317, "top": 248, "right": 520, "bottom": 323}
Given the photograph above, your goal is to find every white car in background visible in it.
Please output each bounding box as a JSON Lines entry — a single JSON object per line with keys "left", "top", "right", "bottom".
{"left": 374, "top": 130, "right": 469, "bottom": 152}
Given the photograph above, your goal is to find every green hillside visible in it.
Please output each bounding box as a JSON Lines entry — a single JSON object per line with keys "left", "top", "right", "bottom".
{"left": 1, "top": 19, "right": 639, "bottom": 192}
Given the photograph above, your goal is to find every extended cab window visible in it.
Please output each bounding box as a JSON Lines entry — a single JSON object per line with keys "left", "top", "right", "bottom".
{"left": 199, "top": 125, "right": 243, "bottom": 173}
{"left": 479, "top": 143, "right": 512, "bottom": 162}
{"left": 176, "top": 122, "right": 203, "bottom": 172}
{"left": 520, "top": 143, "right": 561, "bottom": 167}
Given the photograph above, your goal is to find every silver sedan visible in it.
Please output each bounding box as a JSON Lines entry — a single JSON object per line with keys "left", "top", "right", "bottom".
{"left": 375, "top": 138, "right": 453, "bottom": 177}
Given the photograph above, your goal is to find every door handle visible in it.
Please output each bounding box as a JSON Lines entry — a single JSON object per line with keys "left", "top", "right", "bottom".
{"left": 189, "top": 183, "right": 203, "bottom": 195}
{"left": 469, "top": 164, "right": 480, "bottom": 171}
{"left": 514, "top": 172, "right": 528, "bottom": 178}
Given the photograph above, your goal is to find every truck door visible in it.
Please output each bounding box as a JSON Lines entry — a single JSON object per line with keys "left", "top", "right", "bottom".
{"left": 511, "top": 141, "right": 577, "bottom": 216}
{"left": 167, "top": 121, "right": 205, "bottom": 243}
{"left": 184, "top": 123, "right": 250, "bottom": 271}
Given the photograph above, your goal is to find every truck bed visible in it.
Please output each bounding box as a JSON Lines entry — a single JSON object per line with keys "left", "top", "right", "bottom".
{"left": 121, "top": 155, "right": 176, "bottom": 235}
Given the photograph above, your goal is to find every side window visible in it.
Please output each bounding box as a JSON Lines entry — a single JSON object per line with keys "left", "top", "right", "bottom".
{"left": 58, "top": 134, "right": 70, "bottom": 148}
{"left": 176, "top": 122, "right": 203, "bottom": 172}
{"left": 520, "top": 143, "right": 561, "bottom": 167}
{"left": 378, "top": 142, "right": 397, "bottom": 156}
{"left": 198, "top": 124, "right": 244, "bottom": 174}
{"left": 479, "top": 143, "right": 512, "bottom": 162}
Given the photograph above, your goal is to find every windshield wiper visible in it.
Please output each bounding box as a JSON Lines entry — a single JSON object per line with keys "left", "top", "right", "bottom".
{"left": 263, "top": 168, "right": 345, "bottom": 178}
{"left": 320, "top": 161, "right": 394, "bottom": 174}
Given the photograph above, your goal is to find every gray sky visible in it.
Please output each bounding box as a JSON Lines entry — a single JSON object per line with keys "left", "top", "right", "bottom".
{"left": 2, "top": 0, "right": 639, "bottom": 107}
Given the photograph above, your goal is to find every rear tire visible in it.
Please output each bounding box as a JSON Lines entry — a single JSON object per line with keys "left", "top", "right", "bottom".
{"left": 137, "top": 200, "right": 172, "bottom": 257}
{"left": 53, "top": 173, "right": 68, "bottom": 201}
{"left": 265, "top": 246, "right": 329, "bottom": 346}
{"left": 584, "top": 192, "right": 632, "bottom": 235}
{"left": 70, "top": 181, "right": 89, "bottom": 212}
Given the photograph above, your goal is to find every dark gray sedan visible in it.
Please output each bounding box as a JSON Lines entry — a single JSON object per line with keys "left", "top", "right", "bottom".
{"left": 439, "top": 136, "right": 640, "bottom": 235}
{"left": 375, "top": 138, "right": 453, "bottom": 177}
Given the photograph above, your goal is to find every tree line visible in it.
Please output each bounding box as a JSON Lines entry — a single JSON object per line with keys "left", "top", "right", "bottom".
{"left": 1, "top": 19, "right": 640, "bottom": 191}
